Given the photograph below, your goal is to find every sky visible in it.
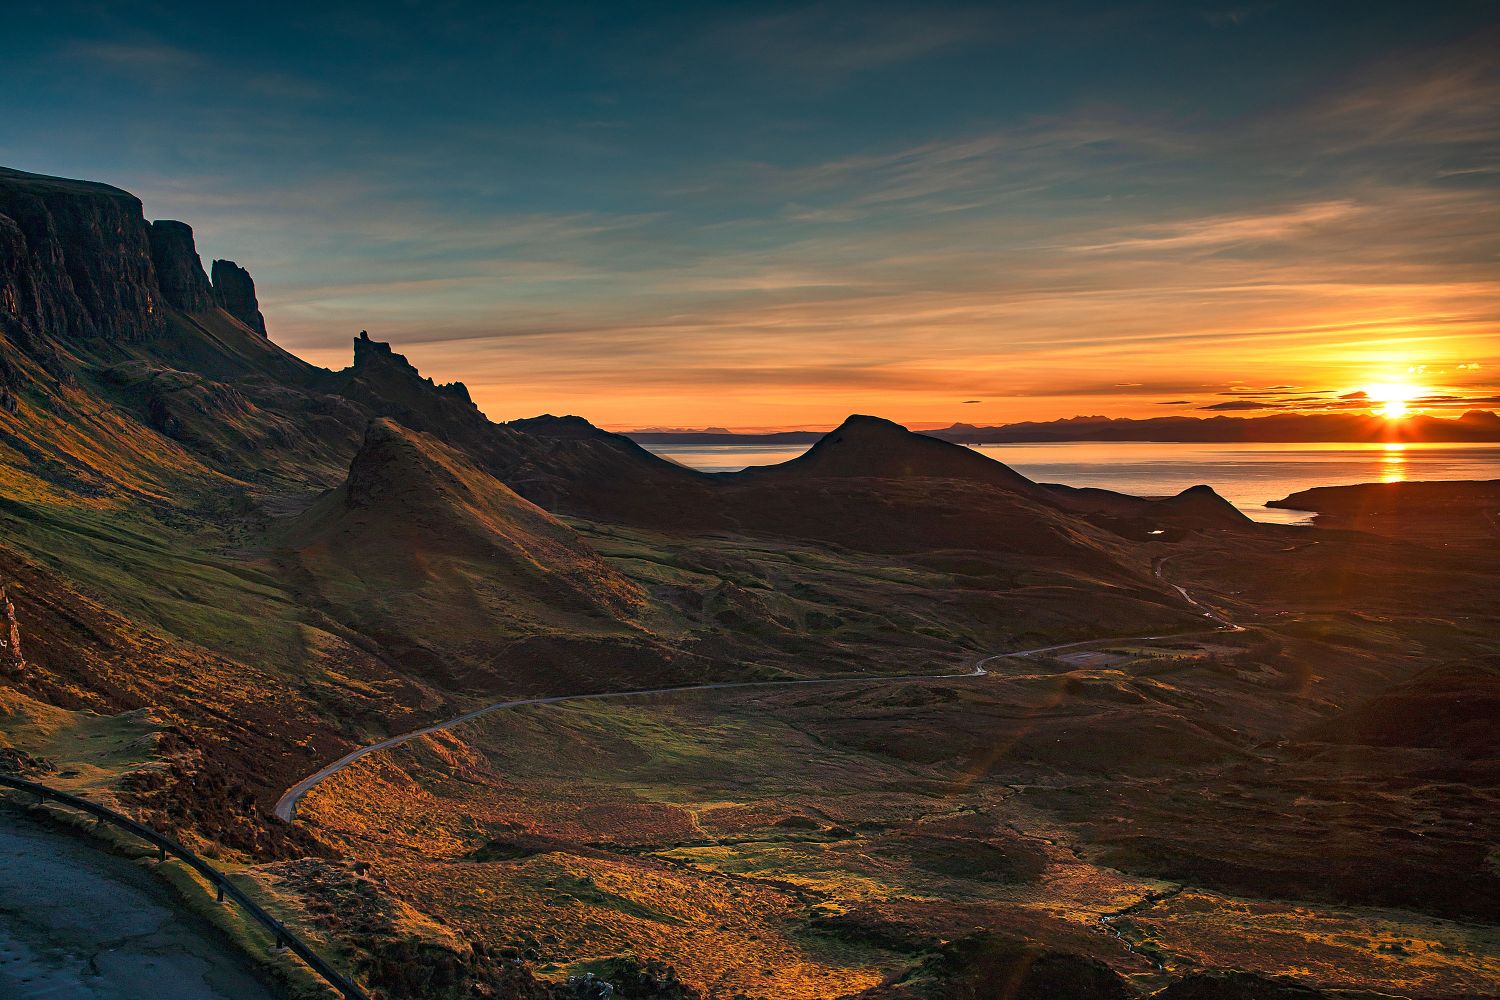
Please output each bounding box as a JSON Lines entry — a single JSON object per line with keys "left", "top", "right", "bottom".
{"left": 2, "top": 0, "right": 1498, "bottom": 430}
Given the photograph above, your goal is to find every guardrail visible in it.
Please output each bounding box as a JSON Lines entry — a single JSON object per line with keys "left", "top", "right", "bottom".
{"left": 0, "top": 773, "right": 368, "bottom": 1000}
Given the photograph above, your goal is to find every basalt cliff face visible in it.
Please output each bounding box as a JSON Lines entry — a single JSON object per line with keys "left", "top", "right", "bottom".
{"left": 0, "top": 167, "right": 167, "bottom": 343}
{"left": 0, "top": 167, "right": 267, "bottom": 349}
{"left": 210, "top": 258, "right": 267, "bottom": 335}
{"left": 148, "top": 220, "right": 215, "bottom": 313}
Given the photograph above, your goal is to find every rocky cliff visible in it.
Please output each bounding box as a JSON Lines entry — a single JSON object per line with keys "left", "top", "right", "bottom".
{"left": 0, "top": 166, "right": 269, "bottom": 351}
{"left": 148, "top": 220, "right": 214, "bottom": 312}
{"left": 210, "top": 258, "right": 267, "bottom": 335}
{"left": 0, "top": 167, "right": 165, "bottom": 343}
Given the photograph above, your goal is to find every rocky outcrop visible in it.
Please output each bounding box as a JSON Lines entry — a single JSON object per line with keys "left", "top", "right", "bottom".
{"left": 0, "top": 167, "right": 277, "bottom": 346}
{"left": 329, "top": 331, "right": 497, "bottom": 460}
{"left": 351, "top": 330, "right": 472, "bottom": 404}
{"left": 330, "top": 333, "right": 722, "bottom": 529}
{"left": 210, "top": 258, "right": 266, "bottom": 335}
{"left": 0, "top": 585, "right": 24, "bottom": 676}
{"left": 147, "top": 220, "right": 214, "bottom": 312}
{"left": 0, "top": 166, "right": 279, "bottom": 355}
{"left": 555, "top": 956, "right": 700, "bottom": 999}
{"left": 0, "top": 166, "right": 165, "bottom": 343}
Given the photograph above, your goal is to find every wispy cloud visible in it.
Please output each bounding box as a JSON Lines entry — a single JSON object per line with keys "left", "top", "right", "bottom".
{"left": 701, "top": 1, "right": 992, "bottom": 84}
{"left": 1309, "top": 34, "right": 1500, "bottom": 150}
{"left": 1074, "top": 201, "right": 1365, "bottom": 253}
{"left": 15, "top": 3, "right": 1500, "bottom": 428}
{"left": 63, "top": 39, "right": 201, "bottom": 75}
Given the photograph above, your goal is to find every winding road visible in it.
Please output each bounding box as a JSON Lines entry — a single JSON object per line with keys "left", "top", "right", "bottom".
{"left": 1153, "top": 554, "right": 1243, "bottom": 631}
{"left": 275, "top": 558, "right": 1240, "bottom": 823}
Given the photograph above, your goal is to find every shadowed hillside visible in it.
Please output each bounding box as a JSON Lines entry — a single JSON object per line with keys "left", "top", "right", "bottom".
{"left": 4, "top": 166, "right": 1497, "bottom": 1000}
{"left": 733, "top": 414, "right": 1042, "bottom": 494}
{"left": 279, "top": 419, "right": 673, "bottom": 691}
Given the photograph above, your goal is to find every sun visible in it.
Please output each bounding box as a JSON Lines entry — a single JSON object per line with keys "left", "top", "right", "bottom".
{"left": 1364, "top": 382, "right": 1421, "bottom": 420}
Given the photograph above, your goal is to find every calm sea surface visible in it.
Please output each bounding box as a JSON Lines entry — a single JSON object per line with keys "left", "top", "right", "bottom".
{"left": 641, "top": 441, "right": 1500, "bottom": 525}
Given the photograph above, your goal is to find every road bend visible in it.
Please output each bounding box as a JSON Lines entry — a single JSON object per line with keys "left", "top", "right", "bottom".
{"left": 277, "top": 560, "right": 1238, "bottom": 822}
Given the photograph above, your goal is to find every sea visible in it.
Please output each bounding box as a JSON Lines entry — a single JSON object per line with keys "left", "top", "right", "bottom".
{"left": 640, "top": 440, "right": 1500, "bottom": 525}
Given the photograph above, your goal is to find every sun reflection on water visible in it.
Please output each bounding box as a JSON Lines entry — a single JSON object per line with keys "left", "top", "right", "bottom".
{"left": 1380, "top": 443, "right": 1408, "bottom": 483}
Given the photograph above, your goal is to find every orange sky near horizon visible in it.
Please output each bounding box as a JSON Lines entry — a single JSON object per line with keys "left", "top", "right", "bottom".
{"left": 294, "top": 274, "right": 1498, "bottom": 431}
{"left": 271, "top": 103, "right": 1500, "bottom": 432}
{"left": 38, "top": 3, "right": 1494, "bottom": 434}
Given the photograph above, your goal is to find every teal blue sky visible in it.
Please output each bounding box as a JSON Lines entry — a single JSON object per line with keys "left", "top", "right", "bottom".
{"left": 3, "top": 1, "right": 1498, "bottom": 428}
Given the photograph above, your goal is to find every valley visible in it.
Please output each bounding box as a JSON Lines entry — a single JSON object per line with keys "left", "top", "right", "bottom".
{"left": 1, "top": 164, "right": 1498, "bottom": 999}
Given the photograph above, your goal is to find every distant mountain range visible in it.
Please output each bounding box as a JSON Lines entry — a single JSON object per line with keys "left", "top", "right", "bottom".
{"left": 626, "top": 410, "right": 1500, "bottom": 446}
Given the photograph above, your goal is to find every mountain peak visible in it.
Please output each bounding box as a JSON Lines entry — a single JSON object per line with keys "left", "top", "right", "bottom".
{"left": 743, "top": 413, "right": 1040, "bottom": 494}
{"left": 828, "top": 413, "right": 909, "bottom": 437}
{"left": 286, "top": 417, "right": 648, "bottom": 668}
{"left": 1165, "top": 484, "right": 1251, "bottom": 524}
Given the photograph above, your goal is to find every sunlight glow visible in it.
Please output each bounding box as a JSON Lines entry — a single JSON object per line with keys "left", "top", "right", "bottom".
{"left": 1364, "top": 381, "right": 1423, "bottom": 421}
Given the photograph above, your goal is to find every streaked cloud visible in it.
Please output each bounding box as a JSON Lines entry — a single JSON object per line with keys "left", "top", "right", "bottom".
{"left": 4, "top": 0, "right": 1498, "bottom": 428}
{"left": 701, "top": 1, "right": 992, "bottom": 82}
{"left": 1073, "top": 201, "right": 1365, "bottom": 253}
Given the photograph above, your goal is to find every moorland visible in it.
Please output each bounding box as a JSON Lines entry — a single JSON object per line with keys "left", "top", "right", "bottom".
{"left": 0, "top": 165, "right": 1497, "bottom": 999}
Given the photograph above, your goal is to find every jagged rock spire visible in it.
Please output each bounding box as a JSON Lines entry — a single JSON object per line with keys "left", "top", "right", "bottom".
{"left": 0, "top": 585, "right": 24, "bottom": 676}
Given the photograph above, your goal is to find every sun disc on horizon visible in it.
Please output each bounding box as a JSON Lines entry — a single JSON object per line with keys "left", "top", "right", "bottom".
{"left": 1364, "top": 382, "right": 1421, "bottom": 420}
